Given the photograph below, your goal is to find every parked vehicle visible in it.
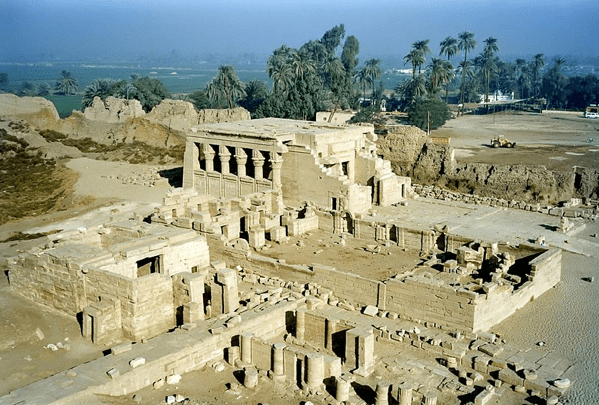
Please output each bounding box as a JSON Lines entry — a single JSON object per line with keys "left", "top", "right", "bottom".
{"left": 585, "top": 104, "right": 599, "bottom": 118}
{"left": 491, "top": 135, "right": 516, "bottom": 148}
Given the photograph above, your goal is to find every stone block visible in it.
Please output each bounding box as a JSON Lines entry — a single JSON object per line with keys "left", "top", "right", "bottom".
{"left": 498, "top": 368, "right": 524, "bottom": 387}
{"left": 107, "top": 368, "right": 120, "bottom": 379}
{"left": 363, "top": 305, "right": 379, "bottom": 317}
{"left": 129, "top": 357, "right": 146, "bottom": 368}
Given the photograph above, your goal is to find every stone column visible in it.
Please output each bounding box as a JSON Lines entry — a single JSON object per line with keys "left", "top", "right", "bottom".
{"left": 269, "top": 152, "right": 283, "bottom": 190}
{"left": 244, "top": 367, "right": 258, "bottom": 388}
{"left": 241, "top": 332, "right": 253, "bottom": 364}
{"left": 345, "top": 327, "right": 375, "bottom": 376}
{"left": 235, "top": 147, "right": 247, "bottom": 177}
{"left": 227, "top": 346, "right": 240, "bottom": 366}
{"left": 296, "top": 308, "right": 307, "bottom": 341}
{"left": 375, "top": 380, "right": 390, "bottom": 405}
{"left": 305, "top": 353, "right": 324, "bottom": 390}
{"left": 212, "top": 268, "right": 239, "bottom": 315}
{"left": 252, "top": 150, "right": 265, "bottom": 180}
{"left": 422, "top": 390, "right": 437, "bottom": 405}
{"left": 203, "top": 144, "right": 215, "bottom": 171}
{"left": 271, "top": 342, "right": 286, "bottom": 382}
{"left": 219, "top": 145, "right": 231, "bottom": 175}
{"left": 335, "top": 376, "right": 350, "bottom": 402}
{"left": 398, "top": 382, "right": 413, "bottom": 405}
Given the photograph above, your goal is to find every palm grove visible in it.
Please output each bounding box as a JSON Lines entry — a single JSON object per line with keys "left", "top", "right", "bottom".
{"left": 184, "top": 27, "right": 599, "bottom": 128}
{"left": 2, "top": 25, "right": 598, "bottom": 128}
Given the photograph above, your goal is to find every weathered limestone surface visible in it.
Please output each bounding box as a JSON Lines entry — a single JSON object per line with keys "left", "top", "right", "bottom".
{"left": 0, "top": 93, "right": 60, "bottom": 128}
{"left": 83, "top": 96, "right": 145, "bottom": 122}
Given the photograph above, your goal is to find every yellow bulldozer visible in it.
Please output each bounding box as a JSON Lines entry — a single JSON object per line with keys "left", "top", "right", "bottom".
{"left": 491, "top": 135, "right": 516, "bottom": 148}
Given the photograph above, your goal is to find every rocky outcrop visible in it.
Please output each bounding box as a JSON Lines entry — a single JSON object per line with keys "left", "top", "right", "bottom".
{"left": 0, "top": 94, "right": 60, "bottom": 128}
{"left": 83, "top": 96, "right": 145, "bottom": 123}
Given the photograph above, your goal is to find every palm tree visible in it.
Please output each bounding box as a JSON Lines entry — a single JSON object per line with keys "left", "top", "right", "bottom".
{"left": 411, "top": 40, "right": 431, "bottom": 75}
{"left": 354, "top": 68, "right": 369, "bottom": 103}
{"left": 543, "top": 57, "right": 567, "bottom": 108}
{"left": 208, "top": 65, "right": 246, "bottom": 109}
{"left": 440, "top": 36, "right": 459, "bottom": 61}
{"left": 403, "top": 50, "right": 423, "bottom": 79}
{"left": 476, "top": 52, "right": 498, "bottom": 103}
{"left": 82, "top": 78, "right": 116, "bottom": 108}
{"left": 321, "top": 56, "right": 345, "bottom": 88}
{"left": 457, "top": 60, "right": 475, "bottom": 104}
{"left": 518, "top": 65, "right": 532, "bottom": 99}
{"left": 116, "top": 83, "right": 138, "bottom": 100}
{"left": 55, "top": 70, "right": 78, "bottom": 95}
{"left": 363, "top": 58, "right": 382, "bottom": 97}
{"left": 289, "top": 50, "right": 316, "bottom": 82}
{"left": 427, "top": 58, "right": 454, "bottom": 98}
{"left": 483, "top": 37, "right": 499, "bottom": 56}
{"left": 439, "top": 37, "right": 458, "bottom": 103}
{"left": 531, "top": 53, "right": 545, "bottom": 97}
{"left": 457, "top": 31, "right": 477, "bottom": 104}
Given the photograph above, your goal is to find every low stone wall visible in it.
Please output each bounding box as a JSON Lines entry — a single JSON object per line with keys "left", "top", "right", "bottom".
{"left": 212, "top": 242, "right": 561, "bottom": 333}
{"left": 413, "top": 184, "right": 598, "bottom": 219}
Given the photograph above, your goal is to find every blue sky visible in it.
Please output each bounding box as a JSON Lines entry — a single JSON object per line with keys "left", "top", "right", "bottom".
{"left": 1, "top": 0, "right": 598, "bottom": 61}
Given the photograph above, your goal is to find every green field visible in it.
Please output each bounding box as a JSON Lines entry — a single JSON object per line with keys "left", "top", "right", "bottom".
{"left": 44, "top": 94, "right": 82, "bottom": 118}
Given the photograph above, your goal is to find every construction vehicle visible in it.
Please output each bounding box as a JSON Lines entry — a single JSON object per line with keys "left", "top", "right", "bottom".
{"left": 491, "top": 135, "right": 516, "bottom": 148}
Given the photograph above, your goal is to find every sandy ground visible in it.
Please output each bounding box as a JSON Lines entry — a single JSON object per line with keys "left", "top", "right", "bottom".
{"left": 1, "top": 112, "right": 598, "bottom": 403}
{"left": 434, "top": 112, "right": 599, "bottom": 172}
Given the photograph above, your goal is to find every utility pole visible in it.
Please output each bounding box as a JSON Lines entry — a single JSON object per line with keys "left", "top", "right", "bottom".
{"left": 427, "top": 110, "right": 430, "bottom": 135}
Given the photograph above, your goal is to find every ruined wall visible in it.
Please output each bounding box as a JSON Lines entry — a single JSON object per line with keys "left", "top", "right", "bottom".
{"left": 212, "top": 242, "right": 560, "bottom": 333}
{"left": 90, "top": 299, "right": 297, "bottom": 398}
{"left": 384, "top": 277, "right": 477, "bottom": 331}
{"left": 1, "top": 94, "right": 250, "bottom": 151}
{"left": 0, "top": 94, "right": 60, "bottom": 128}
{"left": 281, "top": 145, "right": 343, "bottom": 209}
{"left": 127, "top": 274, "right": 175, "bottom": 340}
{"left": 377, "top": 127, "right": 598, "bottom": 202}
{"left": 472, "top": 248, "right": 562, "bottom": 331}
{"left": 376, "top": 126, "right": 429, "bottom": 177}
{"left": 8, "top": 251, "right": 86, "bottom": 314}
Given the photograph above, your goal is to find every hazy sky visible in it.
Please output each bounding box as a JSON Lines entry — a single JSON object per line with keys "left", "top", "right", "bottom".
{"left": 2, "top": 0, "right": 598, "bottom": 62}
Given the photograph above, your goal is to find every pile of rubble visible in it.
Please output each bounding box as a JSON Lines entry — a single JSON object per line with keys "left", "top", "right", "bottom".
{"left": 102, "top": 167, "right": 170, "bottom": 187}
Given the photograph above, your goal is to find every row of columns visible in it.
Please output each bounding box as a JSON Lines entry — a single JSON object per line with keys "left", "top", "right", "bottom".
{"left": 200, "top": 144, "right": 283, "bottom": 189}
{"left": 239, "top": 330, "right": 433, "bottom": 405}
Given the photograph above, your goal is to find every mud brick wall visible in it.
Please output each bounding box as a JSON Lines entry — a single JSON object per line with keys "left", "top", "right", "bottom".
{"left": 473, "top": 248, "right": 562, "bottom": 331}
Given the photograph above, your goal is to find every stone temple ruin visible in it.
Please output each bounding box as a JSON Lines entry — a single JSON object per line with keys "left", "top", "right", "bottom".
{"left": 3, "top": 118, "right": 571, "bottom": 405}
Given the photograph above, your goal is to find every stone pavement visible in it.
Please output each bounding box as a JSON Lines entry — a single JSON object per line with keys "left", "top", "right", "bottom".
{"left": 375, "top": 198, "right": 598, "bottom": 257}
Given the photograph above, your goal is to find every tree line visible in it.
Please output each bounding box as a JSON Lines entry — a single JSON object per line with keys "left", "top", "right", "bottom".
{"left": 392, "top": 32, "right": 599, "bottom": 112}
{"left": 1, "top": 25, "right": 598, "bottom": 118}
